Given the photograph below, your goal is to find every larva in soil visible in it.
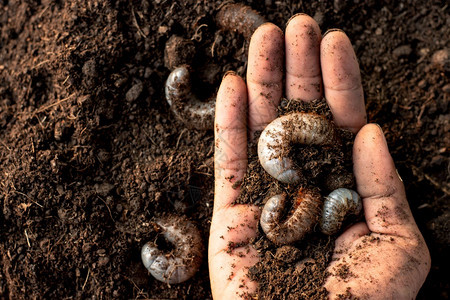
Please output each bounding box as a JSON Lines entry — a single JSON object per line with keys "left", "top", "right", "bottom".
{"left": 164, "top": 4, "right": 265, "bottom": 130}
{"left": 141, "top": 215, "right": 203, "bottom": 284}
{"left": 258, "top": 112, "right": 338, "bottom": 184}
{"left": 260, "top": 188, "right": 323, "bottom": 245}
{"left": 216, "top": 3, "right": 266, "bottom": 40}
{"left": 165, "top": 65, "right": 215, "bottom": 130}
{"left": 320, "top": 188, "right": 362, "bottom": 235}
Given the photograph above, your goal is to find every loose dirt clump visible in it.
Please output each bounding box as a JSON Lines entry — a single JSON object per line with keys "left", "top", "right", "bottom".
{"left": 249, "top": 236, "right": 336, "bottom": 300}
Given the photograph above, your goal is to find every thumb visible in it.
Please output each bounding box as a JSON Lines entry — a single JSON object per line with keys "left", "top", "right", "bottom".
{"left": 353, "top": 124, "right": 419, "bottom": 238}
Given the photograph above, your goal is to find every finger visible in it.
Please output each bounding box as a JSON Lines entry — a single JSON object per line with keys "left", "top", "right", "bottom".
{"left": 321, "top": 29, "right": 366, "bottom": 133}
{"left": 353, "top": 124, "right": 419, "bottom": 237}
{"left": 212, "top": 71, "right": 259, "bottom": 260}
{"left": 210, "top": 249, "right": 259, "bottom": 299}
{"left": 247, "top": 23, "right": 284, "bottom": 137}
{"left": 214, "top": 72, "right": 248, "bottom": 212}
{"left": 285, "top": 14, "right": 322, "bottom": 101}
{"left": 211, "top": 73, "right": 260, "bottom": 298}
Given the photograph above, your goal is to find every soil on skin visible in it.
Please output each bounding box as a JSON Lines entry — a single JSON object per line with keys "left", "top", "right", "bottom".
{"left": 0, "top": 1, "right": 448, "bottom": 299}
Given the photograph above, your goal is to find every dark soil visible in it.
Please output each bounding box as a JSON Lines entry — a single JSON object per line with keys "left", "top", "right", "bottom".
{"left": 249, "top": 236, "right": 336, "bottom": 300}
{"left": 0, "top": 1, "right": 448, "bottom": 299}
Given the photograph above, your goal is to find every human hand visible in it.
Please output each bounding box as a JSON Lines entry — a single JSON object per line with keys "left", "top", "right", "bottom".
{"left": 208, "top": 14, "right": 430, "bottom": 299}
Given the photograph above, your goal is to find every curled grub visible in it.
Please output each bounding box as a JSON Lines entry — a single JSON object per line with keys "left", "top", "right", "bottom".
{"left": 258, "top": 112, "right": 339, "bottom": 184}
{"left": 216, "top": 3, "right": 266, "bottom": 40}
{"left": 260, "top": 188, "right": 323, "bottom": 245}
{"left": 163, "top": 3, "right": 265, "bottom": 130}
{"left": 165, "top": 65, "right": 215, "bottom": 130}
{"left": 141, "top": 215, "right": 203, "bottom": 284}
{"left": 320, "top": 188, "right": 362, "bottom": 235}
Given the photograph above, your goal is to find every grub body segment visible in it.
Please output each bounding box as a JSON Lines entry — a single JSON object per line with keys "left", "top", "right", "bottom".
{"left": 165, "top": 66, "right": 215, "bottom": 130}
{"left": 320, "top": 188, "right": 362, "bottom": 235}
{"left": 216, "top": 3, "right": 266, "bottom": 40}
{"left": 260, "top": 188, "right": 323, "bottom": 245}
{"left": 258, "top": 112, "right": 338, "bottom": 184}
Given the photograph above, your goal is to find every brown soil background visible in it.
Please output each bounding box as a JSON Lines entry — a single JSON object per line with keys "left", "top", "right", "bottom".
{"left": 0, "top": 1, "right": 448, "bottom": 299}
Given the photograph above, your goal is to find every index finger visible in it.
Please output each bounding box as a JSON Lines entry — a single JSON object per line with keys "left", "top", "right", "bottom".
{"left": 214, "top": 73, "right": 248, "bottom": 211}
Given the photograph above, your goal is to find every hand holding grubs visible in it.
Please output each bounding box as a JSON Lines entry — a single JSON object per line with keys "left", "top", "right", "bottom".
{"left": 258, "top": 112, "right": 363, "bottom": 244}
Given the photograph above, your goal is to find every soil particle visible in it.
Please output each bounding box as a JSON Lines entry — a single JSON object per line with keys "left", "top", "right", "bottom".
{"left": 334, "top": 263, "right": 356, "bottom": 282}
{"left": 275, "top": 245, "right": 302, "bottom": 263}
{"left": 335, "top": 287, "right": 360, "bottom": 300}
{"left": 125, "top": 81, "right": 143, "bottom": 102}
{"left": 393, "top": 44, "right": 413, "bottom": 58}
{"left": 431, "top": 48, "right": 449, "bottom": 70}
{"left": 164, "top": 35, "right": 196, "bottom": 70}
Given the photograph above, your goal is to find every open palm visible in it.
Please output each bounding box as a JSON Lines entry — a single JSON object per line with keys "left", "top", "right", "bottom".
{"left": 208, "top": 14, "right": 430, "bottom": 299}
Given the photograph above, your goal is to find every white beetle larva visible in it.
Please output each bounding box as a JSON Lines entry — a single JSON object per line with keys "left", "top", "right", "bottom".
{"left": 164, "top": 4, "right": 265, "bottom": 130}
{"left": 260, "top": 188, "right": 323, "bottom": 245}
{"left": 141, "top": 215, "right": 203, "bottom": 284}
{"left": 216, "top": 3, "right": 266, "bottom": 40}
{"left": 320, "top": 188, "right": 362, "bottom": 235}
{"left": 258, "top": 112, "right": 338, "bottom": 184}
{"left": 165, "top": 66, "right": 215, "bottom": 130}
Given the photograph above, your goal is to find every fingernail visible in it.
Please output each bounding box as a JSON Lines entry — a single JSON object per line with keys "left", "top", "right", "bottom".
{"left": 256, "top": 22, "right": 283, "bottom": 36}
{"left": 286, "top": 13, "right": 310, "bottom": 27}
{"left": 374, "top": 123, "right": 388, "bottom": 147}
{"left": 323, "top": 28, "right": 345, "bottom": 38}
{"left": 223, "top": 70, "right": 237, "bottom": 80}
{"left": 395, "top": 169, "right": 403, "bottom": 182}
{"left": 255, "top": 22, "right": 277, "bottom": 31}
